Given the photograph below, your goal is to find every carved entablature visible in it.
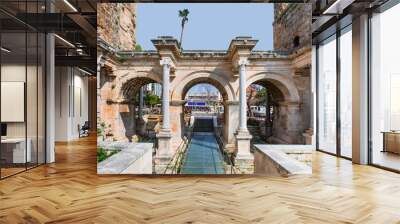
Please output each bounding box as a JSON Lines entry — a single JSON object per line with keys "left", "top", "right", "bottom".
{"left": 152, "top": 36, "right": 180, "bottom": 61}
{"left": 228, "top": 37, "right": 258, "bottom": 75}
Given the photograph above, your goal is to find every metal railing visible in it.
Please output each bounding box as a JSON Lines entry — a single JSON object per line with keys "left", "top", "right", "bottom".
{"left": 163, "top": 129, "right": 192, "bottom": 174}
{"left": 214, "top": 133, "right": 239, "bottom": 174}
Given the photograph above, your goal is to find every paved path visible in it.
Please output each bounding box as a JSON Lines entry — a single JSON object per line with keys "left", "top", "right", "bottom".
{"left": 180, "top": 133, "right": 225, "bottom": 174}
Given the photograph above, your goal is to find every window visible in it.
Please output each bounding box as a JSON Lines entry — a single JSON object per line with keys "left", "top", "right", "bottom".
{"left": 370, "top": 3, "right": 400, "bottom": 171}
{"left": 317, "top": 35, "right": 337, "bottom": 154}
{"left": 339, "top": 26, "right": 352, "bottom": 158}
{"left": 0, "top": 2, "right": 47, "bottom": 179}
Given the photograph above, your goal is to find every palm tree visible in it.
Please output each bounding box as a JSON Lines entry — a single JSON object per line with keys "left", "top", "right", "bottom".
{"left": 178, "top": 9, "right": 189, "bottom": 48}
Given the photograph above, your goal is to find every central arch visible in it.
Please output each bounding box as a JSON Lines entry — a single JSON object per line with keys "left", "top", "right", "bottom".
{"left": 170, "top": 71, "right": 236, "bottom": 151}
{"left": 171, "top": 70, "right": 235, "bottom": 102}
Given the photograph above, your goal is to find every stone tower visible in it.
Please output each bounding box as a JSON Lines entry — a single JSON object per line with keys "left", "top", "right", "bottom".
{"left": 97, "top": 3, "right": 136, "bottom": 51}
{"left": 273, "top": 3, "right": 312, "bottom": 52}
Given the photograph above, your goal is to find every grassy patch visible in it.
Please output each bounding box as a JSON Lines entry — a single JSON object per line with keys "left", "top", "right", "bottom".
{"left": 97, "top": 147, "right": 120, "bottom": 162}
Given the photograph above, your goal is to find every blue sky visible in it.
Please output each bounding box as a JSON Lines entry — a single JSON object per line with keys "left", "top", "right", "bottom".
{"left": 187, "top": 84, "right": 218, "bottom": 96}
{"left": 136, "top": 3, "right": 274, "bottom": 51}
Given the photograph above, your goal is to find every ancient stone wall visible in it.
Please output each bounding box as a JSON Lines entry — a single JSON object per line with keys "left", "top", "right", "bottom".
{"left": 273, "top": 3, "right": 312, "bottom": 52}
{"left": 97, "top": 3, "right": 136, "bottom": 51}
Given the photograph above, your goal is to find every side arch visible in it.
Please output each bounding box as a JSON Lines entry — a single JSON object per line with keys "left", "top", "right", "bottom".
{"left": 245, "top": 72, "right": 300, "bottom": 103}
{"left": 116, "top": 71, "right": 162, "bottom": 100}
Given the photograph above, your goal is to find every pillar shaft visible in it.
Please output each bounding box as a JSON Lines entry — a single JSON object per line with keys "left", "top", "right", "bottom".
{"left": 239, "top": 58, "right": 248, "bottom": 131}
{"left": 161, "top": 61, "right": 171, "bottom": 130}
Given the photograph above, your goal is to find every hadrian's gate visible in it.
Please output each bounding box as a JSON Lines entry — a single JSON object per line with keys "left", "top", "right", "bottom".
{"left": 98, "top": 36, "right": 312, "bottom": 170}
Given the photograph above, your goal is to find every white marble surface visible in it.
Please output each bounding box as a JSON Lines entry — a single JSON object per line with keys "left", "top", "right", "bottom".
{"left": 254, "top": 144, "right": 312, "bottom": 175}
{"left": 97, "top": 142, "right": 153, "bottom": 174}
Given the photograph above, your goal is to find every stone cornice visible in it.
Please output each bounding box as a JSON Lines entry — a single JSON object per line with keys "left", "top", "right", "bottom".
{"left": 227, "top": 36, "right": 258, "bottom": 59}
{"left": 224, "top": 100, "right": 240, "bottom": 105}
{"left": 170, "top": 100, "right": 186, "bottom": 106}
{"left": 116, "top": 50, "right": 290, "bottom": 62}
{"left": 97, "top": 37, "right": 117, "bottom": 54}
{"left": 99, "top": 36, "right": 310, "bottom": 71}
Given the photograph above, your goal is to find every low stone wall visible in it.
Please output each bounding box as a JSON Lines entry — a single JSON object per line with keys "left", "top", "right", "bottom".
{"left": 253, "top": 144, "right": 312, "bottom": 176}
{"left": 97, "top": 141, "right": 153, "bottom": 174}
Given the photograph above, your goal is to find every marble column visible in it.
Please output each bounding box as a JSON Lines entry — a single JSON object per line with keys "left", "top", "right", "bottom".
{"left": 235, "top": 57, "right": 253, "bottom": 173}
{"left": 161, "top": 58, "right": 171, "bottom": 130}
{"left": 239, "top": 58, "right": 249, "bottom": 132}
{"left": 156, "top": 57, "right": 173, "bottom": 158}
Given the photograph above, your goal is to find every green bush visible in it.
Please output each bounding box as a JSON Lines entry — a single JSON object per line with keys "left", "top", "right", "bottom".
{"left": 97, "top": 147, "right": 120, "bottom": 162}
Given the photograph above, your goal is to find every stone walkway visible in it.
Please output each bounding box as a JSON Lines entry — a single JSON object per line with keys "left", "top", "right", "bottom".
{"left": 181, "top": 133, "right": 225, "bottom": 174}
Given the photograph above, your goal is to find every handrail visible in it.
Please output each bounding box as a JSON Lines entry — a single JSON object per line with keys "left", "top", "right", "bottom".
{"left": 178, "top": 129, "right": 193, "bottom": 170}
{"left": 214, "top": 132, "right": 238, "bottom": 174}
{"left": 163, "top": 129, "right": 192, "bottom": 174}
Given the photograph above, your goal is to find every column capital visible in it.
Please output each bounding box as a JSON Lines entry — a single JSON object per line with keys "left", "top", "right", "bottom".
{"left": 238, "top": 57, "right": 250, "bottom": 67}
{"left": 232, "top": 57, "right": 250, "bottom": 75}
{"left": 160, "top": 57, "right": 175, "bottom": 68}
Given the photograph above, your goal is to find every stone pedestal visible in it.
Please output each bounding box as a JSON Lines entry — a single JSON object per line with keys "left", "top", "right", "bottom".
{"left": 236, "top": 130, "right": 252, "bottom": 156}
{"left": 156, "top": 129, "right": 172, "bottom": 156}
{"left": 155, "top": 129, "right": 173, "bottom": 174}
{"left": 154, "top": 155, "right": 172, "bottom": 174}
{"left": 235, "top": 130, "right": 254, "bottom": 174}
{"left": 235, "top": 156, "right": 255, "bottom": 174}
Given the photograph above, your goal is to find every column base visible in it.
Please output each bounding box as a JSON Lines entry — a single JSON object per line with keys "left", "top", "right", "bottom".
{"left": 235, "top": 157, "right": 254, "bottom": 174}
{"left": 156, "top": 129, "right": 172, "bottom": 157}
{"left": 235, "top": 129, "right": 252, "bottom": 156}
{"left": 155, "top": 129, "right": 173, "bottom": 174}
{"left": 235, "top": 129, "right": 254, "bottom": 174}
{"left": 154, "top": 155, "right": 172, "bottom": 174}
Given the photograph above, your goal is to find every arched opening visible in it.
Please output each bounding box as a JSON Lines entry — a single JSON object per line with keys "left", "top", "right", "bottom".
{"left": 118, "top": 77, "right": 162, "bottom": 142}
{"left": 246, "top": 81, "right": 285, "bottom": 144}
{"left": 179, "top": 82, "right": 228, "bottom": 174}
{"left": 182, "top": 81, "right": 226, "bottom": 138}
{"left": 246, "top": 73, "right": 303, "bottom": 144}
{"left": 170, "top": 73, "right": 236, "bottom": 159}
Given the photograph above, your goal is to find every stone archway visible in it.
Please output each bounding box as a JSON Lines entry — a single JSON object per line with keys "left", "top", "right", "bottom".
{"left": 171, "top": 70, "right": 235, "bottom": 101}
{"left": 102, "top": 72, "right": 162, "bottom": 142}
{"left": 245, "top": 72, "right": 303, "bottom": 144}
{"left": 245, "top": 72, "right": 300, "bottom": 103}
{"left": 116, "top": 71, "right": 162, "bottom": 101}
{"left": 170, "top": 71, "right": 237, "bottom": 150}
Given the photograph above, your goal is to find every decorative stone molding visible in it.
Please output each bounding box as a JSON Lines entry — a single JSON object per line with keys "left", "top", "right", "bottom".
{"left": 277, "top": 101, "right": 301, "bottom": 107}
{"left": 170, "top": 100, "right": 186, "bottom": 106}
{"left": 224, "top": 100, "right": 240, "bottom": 105}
